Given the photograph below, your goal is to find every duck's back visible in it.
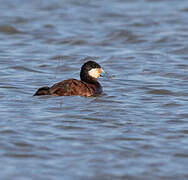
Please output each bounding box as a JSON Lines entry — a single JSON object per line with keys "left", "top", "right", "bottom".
{"left": 50, "top": 79, "right": 94, "bottom": 97}
{"left": 34, "top": 78, "right": 102, "bottom": 97}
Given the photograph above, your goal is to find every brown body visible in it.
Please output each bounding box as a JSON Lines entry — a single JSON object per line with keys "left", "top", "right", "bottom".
{"left": 34, "top": 61, "right": 104, "bottom": 97}
{"left": 34, "top": 78, "right": 102, "bottom": 97}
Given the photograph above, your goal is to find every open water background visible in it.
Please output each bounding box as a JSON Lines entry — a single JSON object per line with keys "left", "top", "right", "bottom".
{"left": 0, "top": 0, "right": 188, "bottom": 179}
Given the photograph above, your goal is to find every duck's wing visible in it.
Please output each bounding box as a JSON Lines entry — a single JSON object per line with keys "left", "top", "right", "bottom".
{"left": 49, "top": 79, "right": 94, "bottom": 97}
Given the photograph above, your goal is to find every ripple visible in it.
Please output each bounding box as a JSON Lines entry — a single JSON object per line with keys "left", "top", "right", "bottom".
{"left": 166, "top": 119, "right": 186, "bottom": 124}
{"left": 57, "top": 38, "right": 87, "bottom": 46}
{"left": 114, "top": 137, "right": 145, "bottom": 141}
{"left": 0, "top": 25, "right": 22, "bottom": 35}
{"left": 13, "top": 141, "right": 34, "bottom": 148}
{"left": 0, "top": 129, "right": 17, "bottom": 135}
{"left": 11, "top": 66, "right": 43, "bottom": 73}
{"left": 147, "top": 89, "right": 174, "bottom": 95}
{"left": 4, "top": 152, "right": 46, "bottom": 159}
{"left": 107, "top": 29, "right": 144, "bottom": 43}
{"left": 162, "top": 102, "right": 180, "bottom": 107}
{"left": 179, "top": 130, "right": 188, "bottom": 134}
{"left": 181, "top": 7, "right": 188, "bottom": 12}
{"left": 0, "top": 85, "right": 19, "bottom": 89}
{"left": 174, "top": 153, "right": 188, "bottom": 158}
{"left": 171, "top": 47, "right": 188, "bottom": 55}
{"left": 154, "top": 36, "right": 169, "bottom": 43}
{"left": 14, "top": 17, "right": 29, "bottom": 24}
{"left": 176, "top": 64, "right": 188, "bottom": 70}
{"left": 178, "top": 113, "right": 188, "bottom": 119}
{"left": 50, "top": 55, "right": 73, "bottom": 61}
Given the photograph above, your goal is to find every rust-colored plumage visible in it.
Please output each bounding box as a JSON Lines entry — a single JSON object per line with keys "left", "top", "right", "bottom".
{"left": 34, "top": 61, "right": 103, "bottom": 97}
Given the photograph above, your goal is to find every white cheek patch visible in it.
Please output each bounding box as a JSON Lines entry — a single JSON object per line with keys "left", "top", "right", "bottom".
{"left": 88, "top": 68, "right": 100, "bottom": 78}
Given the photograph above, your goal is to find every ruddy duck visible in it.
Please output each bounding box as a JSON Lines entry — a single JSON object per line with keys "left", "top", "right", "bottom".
{"left": 34, "top": 61, "right": 104, "bottom": 97}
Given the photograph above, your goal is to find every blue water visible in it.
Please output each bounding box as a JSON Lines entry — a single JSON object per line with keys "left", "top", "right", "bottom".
{"left": 0, "top": 0, "right": 188, "bottom": 179}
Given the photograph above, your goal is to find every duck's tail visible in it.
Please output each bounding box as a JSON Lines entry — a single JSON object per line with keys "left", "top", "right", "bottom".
{"left": 34, "top": 86, "right": 51, "bottom": 96}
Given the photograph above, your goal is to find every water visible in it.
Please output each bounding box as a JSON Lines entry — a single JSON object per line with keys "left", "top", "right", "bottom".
{"left": 0, "top": 0, "right": 188, "bottom": 179}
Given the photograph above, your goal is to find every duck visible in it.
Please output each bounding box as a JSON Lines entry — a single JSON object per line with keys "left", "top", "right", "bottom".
{"left": 34, "top": 61, "right": 105, "bottom": 97}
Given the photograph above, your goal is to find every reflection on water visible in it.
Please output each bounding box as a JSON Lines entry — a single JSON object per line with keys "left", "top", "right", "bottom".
{"left": 0, "top": 0, "right": 188, "bottom": 179}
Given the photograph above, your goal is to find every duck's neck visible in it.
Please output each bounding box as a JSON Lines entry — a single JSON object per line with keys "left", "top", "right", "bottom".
{"left": 80, "top": 72, "right": 100, "bottom": 85}
{"left": 81, "top": 76, "right": 97, "bottom": 84}
{"left": 80, "top": 73, "right": 102, "bottom": 94}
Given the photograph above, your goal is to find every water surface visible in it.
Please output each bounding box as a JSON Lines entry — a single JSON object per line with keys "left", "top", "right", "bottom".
{"left": 0, "top": 0, "right": 188, "bottom": 179}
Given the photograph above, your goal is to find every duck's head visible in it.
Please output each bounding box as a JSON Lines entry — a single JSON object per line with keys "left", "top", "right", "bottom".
{"left": 80, "top": 61, "right": 104, "bottom": 83}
